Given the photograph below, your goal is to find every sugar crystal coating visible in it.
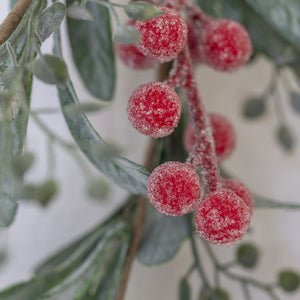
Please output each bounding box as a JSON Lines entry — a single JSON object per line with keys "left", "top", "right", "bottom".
{"left": 147, "top": 161, "right": 201, "bottom": 216}
{"left": 183, "top": 113, "right": 236, "bottom": 162}
{"left": 115, "top": 21, "right": 157, "bottom": 70}
{"left": 201, "top": 19, "right": 252, "bottom": 71}
{"left": 127, "top": 82, "right": 181, "bottom": 138}
{"left": 222, "top": 178, "right": 254, "bottom": 215}
{"left": 135, "top": 7, "right": 187, "bottom": 63}
{"left": 194, "top": 189, "right": 251, "bottom": 245}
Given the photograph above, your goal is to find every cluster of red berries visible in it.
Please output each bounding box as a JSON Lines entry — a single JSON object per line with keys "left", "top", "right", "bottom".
{"left": 117, "top": 1, "right": 253, "bottom": 245}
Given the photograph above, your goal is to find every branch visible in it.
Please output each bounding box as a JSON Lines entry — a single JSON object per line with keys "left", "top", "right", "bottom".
{"left": 0, "top": 0, "right": 33, "bottom": 45}
{"left": 116, "top": 138, "right": 157, "bottom": 300}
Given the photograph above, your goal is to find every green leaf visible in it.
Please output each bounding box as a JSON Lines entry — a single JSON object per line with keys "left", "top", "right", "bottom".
{"left": 36, "top": 2, "right": 66, "bottom": 43}
{"left": 53, "top": 31, "right": 150, "bottom": 196}
{"left": 114, "top": 25, "right": 140, "bottom": 45}
{"left": 0, "top": 219, "right": 130, "bottom": 300}
{"left": 67, "top": 3, "right": 94, "bottom": 21}
{"left": 36, "top": 179, "right": 58, "bottom": 207}
{"left": 124, "top": 1, "right": 164, "bottom": 20}
{"left": 179, "top": 278, "right": 191, "bottom": 300}
{"left": 32, "top": 54, "right": 68, "bottom": 86}
{"left": 66, "top": 0, "right": 115, "bottom": 101}
{"left": 137, "top": 205, "right": 189, "bottom": 265}
{"left": 290, "top": 92, "right": 300, "bottom": 114}
{"left": 86, "top": 178, "right": 110, "bottom": 200}
{"left": 246, "top": 0, "right": 300, "bottom": 50}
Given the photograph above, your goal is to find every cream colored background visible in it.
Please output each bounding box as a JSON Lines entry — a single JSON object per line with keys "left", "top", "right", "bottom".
{"left": 1, "top": 2, "right": 300, "bottom": 299}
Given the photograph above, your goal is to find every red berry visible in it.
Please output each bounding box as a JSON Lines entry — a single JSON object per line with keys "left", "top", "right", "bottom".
{"left": 147, "top": 161, "right": 201, "bottom": 216}
{"left": 115, "top": 21, "right": 157, "bottom": 70}
{"left": 135, "top": 7, "right": 187, "bottom": 63}
{"left": 200, "top": 19, "right": 252, "bottom": 71}
{"left": 127, "top": 82, "right": 181, "bottom": 138}
{"left": 115, "top": 43, "right": 158, "bottom": 70}
{"left": 194, "top": 189, "right": 251, "bottom": 245}
{"left": 222, "top": 178, "right": 254, "bottom": 215}
{"left": 183, "top": 113, "right": 236, "bottom": 162}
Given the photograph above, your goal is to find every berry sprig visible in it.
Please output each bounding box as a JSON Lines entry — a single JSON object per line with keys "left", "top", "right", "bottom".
{"left": 119, "top": 0, "right": 254, "bottom": 245}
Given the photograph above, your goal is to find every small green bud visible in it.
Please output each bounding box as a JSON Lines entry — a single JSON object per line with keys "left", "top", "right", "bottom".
{"left": 32, "top": 54, "right": 68, "bottom": 86}
{"left": 242, "top": 97, "right": 266, "bottom": 119}
{"left": 36, "top": 179, "right": 58, "bottom": 206}
{"left": 276, "top": 125, "right": 295, "bottom": 151}
{"left": 86, "top": 178, "right": 110, "bottom": 200}
{"left": 236, "top": 243, "right": 259, "bottom": 269}
{"left": 124, "top": 1, "right": 164, "bottom": 21}
{"left": 202, "top": 288, "right": 230, "bottom": 300}
{"left": 278, "top": 270, "right": 300, "bottom": 292}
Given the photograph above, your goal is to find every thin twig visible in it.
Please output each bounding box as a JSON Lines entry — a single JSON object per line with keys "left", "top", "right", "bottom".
{"left": 0, "top": 0, "right": 33, "bottom": 45}
{"left": 116, "top": 138, "right": 157, "bottom": 300}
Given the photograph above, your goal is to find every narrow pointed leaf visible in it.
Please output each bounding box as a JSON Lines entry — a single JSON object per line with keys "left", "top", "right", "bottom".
{"left": 36, "top": 2, "right": 66, "bottom": 43}
{"left": 137, "top": 205, "right": 189, "bottom": 265}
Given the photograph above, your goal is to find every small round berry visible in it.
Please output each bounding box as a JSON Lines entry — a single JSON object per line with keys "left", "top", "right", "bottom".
{"left": 127, "top": 82, "right": 181, "bottom": 138}
{"left": 183, "top": 113, "right": 236, "bottom": 162}
{"left": 115, "top": 21, "right": 157, "bottom": 70}
{"left": 222, "top": 178, "right": 254, "bottom": 215}
{"left": 200, "top": 19, "right": 252, "bottom": 71}
{"left": 147, "top": 161, "right": 201, "bottom": 216}
{"left": 135, "top": 7, "right": 187, "bottom": 63}
{"left": 194, "top": 189, "right": 251, "bottom": 245}
{"left": 115, "top": 43, "right": 158, "bottom": 70}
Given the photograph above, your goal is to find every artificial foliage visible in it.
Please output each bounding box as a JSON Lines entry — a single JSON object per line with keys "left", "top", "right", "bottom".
{"left": 0, "top": 0, "right": 300, "bottom": 299}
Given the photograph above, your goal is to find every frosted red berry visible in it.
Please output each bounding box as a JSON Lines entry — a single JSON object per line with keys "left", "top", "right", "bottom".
{"left": 127, "top": 82, "right": 181, "bottom": 138}
{"left": 200, "top": 19, "right": 252, "bottom": 71}
{"left": 115, "top": 21, "right": 157, "bottom": 70}
{"left": 135, "top": 7, "right": 187, "bottom": 63}
{"left": 115, "top": 43, "right": 158, "bottom": 70}
{"left": 147, "top": 161, "right": 201, "bottom": 216}
{"left": 194, "top": 189, "right": 251, "bottom": 245}
{"left": 183, "top": 113, "right": 236, "bottom": 162}
{"left": 222, "top": 178, "right": 254, "bottom": 215}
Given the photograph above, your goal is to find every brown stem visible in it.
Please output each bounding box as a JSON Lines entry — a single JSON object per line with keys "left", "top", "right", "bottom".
{"left": 116, "top": 138, "right": 157, "bottom": 300}
{"left": 0, "top": 0, "right": 33, "bottom": 45}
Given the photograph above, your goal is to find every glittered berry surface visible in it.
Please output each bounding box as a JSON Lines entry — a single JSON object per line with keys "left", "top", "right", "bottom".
{"left": 147, "top": 161, "right": 201, "bottom": 216}
{"left": 135, "top": 7, "right": 187, "bottom": 63}
{"left": 201, "top": 19, "right": 252, "bottom": 71}
{"left": 127, "top": 82, "right": 181, "bottom": 138}
{"left": 195, "top": 190, "right": 251, "bottom": 245}
{"left": 222, "top": 178, "right": 254, "bottom": 215}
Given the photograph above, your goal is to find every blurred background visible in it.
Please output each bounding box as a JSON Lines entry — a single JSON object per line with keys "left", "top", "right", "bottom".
{"left": 1, "top": 2, "right": 300, "bottom": 299}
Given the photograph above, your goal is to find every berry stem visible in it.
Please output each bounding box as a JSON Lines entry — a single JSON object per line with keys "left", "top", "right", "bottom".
{"left": 174, "top": 46, "right": 221, "bottom": 194}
